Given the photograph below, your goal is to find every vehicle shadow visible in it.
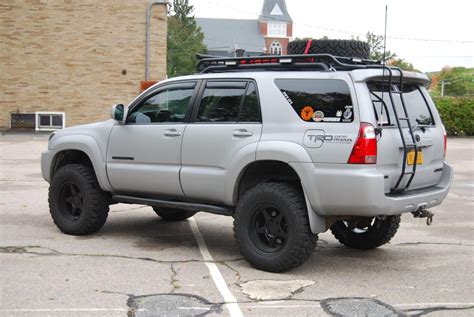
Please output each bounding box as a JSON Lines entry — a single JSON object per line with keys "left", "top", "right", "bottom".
{"left": 86, "top": 212, "right": 414, "bottom": 274}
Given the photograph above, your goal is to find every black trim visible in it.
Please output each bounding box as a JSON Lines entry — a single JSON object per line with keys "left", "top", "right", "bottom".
{"left": 434, "top": 168, "right": 443, "bottom": 173}
{"left": 112, "top": 156, "right": 134, "bottom": 161}
{"left": 111, "top": 194, "right": 234, "bottom": 216}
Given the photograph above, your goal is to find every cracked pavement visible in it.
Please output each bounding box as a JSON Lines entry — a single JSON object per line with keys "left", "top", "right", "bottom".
{"left": 0, "top": 134, "right": 473, "bottom": 316}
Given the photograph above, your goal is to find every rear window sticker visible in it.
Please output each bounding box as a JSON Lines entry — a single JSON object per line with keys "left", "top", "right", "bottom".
{"left": 300, "top": 106, "right": 314, "bottom": 121}
{"left": 312, "top": 111, "right": 324, "bottom": 122}
{"left": 282, "top": 91, "right": 293, "bottom": 105}
{"left": 343, "top": 105, "right": 353, "bottom": 122}
{"left": 336, "top": 110, "right": 342, "bottom": 117}
{"left": 322, "top": 117, "right": 340, "bottom": 122}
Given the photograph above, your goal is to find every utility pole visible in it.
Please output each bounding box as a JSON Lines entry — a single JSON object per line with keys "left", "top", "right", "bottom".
{"left": 440, "top": 81, "right": 450, "bottom": 97}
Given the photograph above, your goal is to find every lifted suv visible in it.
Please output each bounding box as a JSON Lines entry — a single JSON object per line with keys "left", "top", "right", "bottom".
{"left": 41, "top": 52, "right": 452, "bottom": 272}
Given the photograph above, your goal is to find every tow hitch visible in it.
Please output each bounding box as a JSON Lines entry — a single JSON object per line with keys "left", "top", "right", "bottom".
{"left": 412, "top": 207, "right": 434, "bottom": 225}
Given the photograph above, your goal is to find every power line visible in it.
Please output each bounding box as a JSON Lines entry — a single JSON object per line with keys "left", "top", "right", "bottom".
{"left": 193, "top": 0, "right": 474, "bottom": 44}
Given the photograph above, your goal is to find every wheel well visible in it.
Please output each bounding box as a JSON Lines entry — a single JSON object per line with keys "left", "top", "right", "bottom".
{"left": 51, "top": 150, "right": 93, "bottom": 178}
{"left": 236, "top": 160, "right": 302, "bottom": 202}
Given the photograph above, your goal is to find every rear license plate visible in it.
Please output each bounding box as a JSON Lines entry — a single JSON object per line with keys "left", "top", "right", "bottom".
{"left": 407, "top": 150, "right": 423, "bottom": 165}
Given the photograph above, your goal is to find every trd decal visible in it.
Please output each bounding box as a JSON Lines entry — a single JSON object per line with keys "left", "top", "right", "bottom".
{"left": 303, "top": 130, "right": 353, "bottom": 148}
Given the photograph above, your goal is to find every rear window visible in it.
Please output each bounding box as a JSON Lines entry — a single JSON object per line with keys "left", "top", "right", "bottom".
{"left": 368, "top": 82, "right": 434, "bottom": 127}
{"left": 275, "top": 79, "right": 354, "bottom": 123}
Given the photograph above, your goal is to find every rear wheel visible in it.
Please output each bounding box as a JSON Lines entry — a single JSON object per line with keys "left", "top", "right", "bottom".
{"left": 233, "top": 183, "right": 317, "bottom": 272}
{"left": 330, "top": 216, "right": 400, "bottom": 250}
{"left": 152, "top": 207, "right": 196, "bottom": 222}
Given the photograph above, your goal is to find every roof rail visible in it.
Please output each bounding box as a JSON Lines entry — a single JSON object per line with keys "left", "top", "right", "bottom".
{"left": 196, "top": 54, "right": 383, "bottom": 73}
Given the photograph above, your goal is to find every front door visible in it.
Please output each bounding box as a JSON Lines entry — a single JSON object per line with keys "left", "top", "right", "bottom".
{"left": 106, "top": 81, "right": 198, "bottom": 197}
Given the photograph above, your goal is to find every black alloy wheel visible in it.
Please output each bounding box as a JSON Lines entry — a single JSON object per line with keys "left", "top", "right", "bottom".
{"left": 249, "top": 204, "right": 288, "bottom": 252}
{"left": 58, "top": 182, "right": 84, "bottom": 221}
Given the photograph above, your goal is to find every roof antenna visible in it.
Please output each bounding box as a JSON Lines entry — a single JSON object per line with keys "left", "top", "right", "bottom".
{"left": 379, "top": 5, "right": 389, "bottom": 131}
{"left": 383, "top": 5, "right": 388, "bottom": 65}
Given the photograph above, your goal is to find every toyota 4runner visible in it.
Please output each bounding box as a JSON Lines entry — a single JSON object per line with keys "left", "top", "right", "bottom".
{"left": 41, "top": 51, "right": 452, "bottom": 272}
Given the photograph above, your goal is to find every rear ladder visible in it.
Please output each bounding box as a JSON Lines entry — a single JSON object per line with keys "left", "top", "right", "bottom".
{"left": 382, "top": 67, "right": 419, "bottom": 192}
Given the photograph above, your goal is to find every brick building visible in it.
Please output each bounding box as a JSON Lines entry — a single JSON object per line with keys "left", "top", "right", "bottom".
{"left": 0, "top": 0, "right": 168, "bottom": 131}
{"left": 196, "top": 0, "right": 292, "bottom": 57}
{"left": 259, "top": 0, "right": 293, "bottom": 55}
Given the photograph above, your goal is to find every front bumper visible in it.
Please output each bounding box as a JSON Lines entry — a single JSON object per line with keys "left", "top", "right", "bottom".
{"left": 291, "top": 162, "right": 453, "bottom": 216}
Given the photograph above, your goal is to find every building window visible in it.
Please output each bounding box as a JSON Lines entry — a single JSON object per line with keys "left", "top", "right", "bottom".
{"left": 268, "top": 22, "right": 287, "bottom": 37}
{"left": 36, "top": 112, "right": 65, "bottom": 131}
{"left": 270, "top": 41, "right": 282, "bottom": 55}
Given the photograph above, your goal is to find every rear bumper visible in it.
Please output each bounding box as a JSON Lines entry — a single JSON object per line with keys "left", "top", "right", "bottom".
{"left": 291, "top": 162, "right": 453, "bottom": 216}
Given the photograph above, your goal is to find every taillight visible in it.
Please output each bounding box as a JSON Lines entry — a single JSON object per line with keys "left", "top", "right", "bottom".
{"left": 443, "top": 125, "right": 447, "bottom": 157}
{"left": 348, "top": 123, "right": 377, "bottom": 164}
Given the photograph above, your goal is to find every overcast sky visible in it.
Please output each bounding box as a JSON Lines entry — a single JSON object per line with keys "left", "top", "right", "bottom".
{"left": 189, "top": 0, "right": 473, "bottom": 72}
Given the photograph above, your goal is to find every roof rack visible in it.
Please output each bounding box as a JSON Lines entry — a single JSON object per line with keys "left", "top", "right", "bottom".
{"left": 196, "top": 53, "right": 382, "bottom": 73}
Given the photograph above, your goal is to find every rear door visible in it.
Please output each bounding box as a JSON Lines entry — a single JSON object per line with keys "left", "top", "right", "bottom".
{"left": 367, "top": 81, "right": 445, "bottom": 192}
{"left": 180, "top": 80, "right": 262, "bottom": 203}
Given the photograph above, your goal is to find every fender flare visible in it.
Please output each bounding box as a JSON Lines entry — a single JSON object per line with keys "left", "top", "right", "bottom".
{"left": 49, "top": 135, "right": 113, "bottom": 192}
{"left": 230, "top": 140, "right": 327, "bottom": 234}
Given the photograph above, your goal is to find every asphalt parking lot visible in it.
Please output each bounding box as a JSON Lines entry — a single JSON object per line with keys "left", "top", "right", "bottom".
{"left": 0, "top": 134, "right": 473, "bottom": 316}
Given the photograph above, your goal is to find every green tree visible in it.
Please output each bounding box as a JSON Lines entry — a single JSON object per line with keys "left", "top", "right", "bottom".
{"left": 388, "top": 58, "right": 418, "bottom": 72}
{"left": 437, "top": 67, "right": 474, "bottom": 96}
{"left": 167, "top": 0, "right": 207, "bottom": 77}
{"left": 364, "top": 32, "right": 396, "bottom": 61}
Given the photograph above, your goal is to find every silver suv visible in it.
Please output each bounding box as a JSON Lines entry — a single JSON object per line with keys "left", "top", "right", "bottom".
{"left": 41, "top": 54, "right": 452, "bottom": 272}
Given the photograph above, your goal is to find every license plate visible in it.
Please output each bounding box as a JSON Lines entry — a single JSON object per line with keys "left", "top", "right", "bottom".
{"left": 407, "top": 150, "right": 423, "bottom": 165}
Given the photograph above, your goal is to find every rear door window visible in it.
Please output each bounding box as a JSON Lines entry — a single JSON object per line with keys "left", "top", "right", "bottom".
{"left": 196, "top": 81, "right": 261, "bottom": 123}
{"left": 368, "top": 82, "right": 434, "bottom": 127}
{"left": 275, "top": 79, "right": 354, "bottom": 123}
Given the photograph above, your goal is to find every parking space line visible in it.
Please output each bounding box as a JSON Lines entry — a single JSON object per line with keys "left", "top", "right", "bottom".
{"left": 189, "top": 217, "right": 244, "bottom": 317}
{"left": 0, "top": 308, "right": 127, "bottom": 312}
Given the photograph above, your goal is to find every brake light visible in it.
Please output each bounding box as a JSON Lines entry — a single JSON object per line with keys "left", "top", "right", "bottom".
{"left": 348, "top": 123, "right": 377, "bottom": 164}
{"left": 443, "top": 125, "right": 447, "bottom": 157}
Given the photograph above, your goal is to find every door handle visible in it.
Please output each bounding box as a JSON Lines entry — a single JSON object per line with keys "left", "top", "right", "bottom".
{"left": 233, "top": 129, "right": 253, "bottom": 137}
{"left": 164, "top": 129, "right": 182, "bottom": 137}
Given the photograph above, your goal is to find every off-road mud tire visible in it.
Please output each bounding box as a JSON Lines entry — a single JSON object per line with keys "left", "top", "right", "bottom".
{"left": 233, "top": 182, "right": 317, "bottom": 272}
{"left": 287, "top": 39, "right": 370, "bottom": 59}
{"left": 330, "top": 215, "right": 401, "bottom": 250}
{"left": 153, "top": 207, "right": 196, "bottom": 222}
{"left": 49, "top": 164, "right": 110, "bottom": 236}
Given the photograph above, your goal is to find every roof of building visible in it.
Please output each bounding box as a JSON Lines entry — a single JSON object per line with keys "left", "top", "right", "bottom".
{"left": 196, "top": 18, "right": 265, "bottom": 54}
{"left": 259, "top": 0, "right": 292, "bottom": 23}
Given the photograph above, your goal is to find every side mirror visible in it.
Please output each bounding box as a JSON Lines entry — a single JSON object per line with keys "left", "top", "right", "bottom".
{"left": 111, "top": 104, "right": 124, "bottom": 122}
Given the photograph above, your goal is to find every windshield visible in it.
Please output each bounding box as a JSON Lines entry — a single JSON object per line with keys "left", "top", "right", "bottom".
{"left": 368, "top": 82, "right": 434, "bottom": 127}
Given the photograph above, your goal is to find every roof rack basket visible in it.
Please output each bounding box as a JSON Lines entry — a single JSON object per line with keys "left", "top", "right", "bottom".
{"left": 196, "top": 53, "right": 381, "bottom": 73}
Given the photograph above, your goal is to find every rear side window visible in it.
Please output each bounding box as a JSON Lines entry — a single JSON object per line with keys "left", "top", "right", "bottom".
{"left": 196, "top": 81, "right": 261, "bottom": 123}
{"left": 275, "top": 79, "right": 354, "bottom": 123}
{"left": 368, "top": 82, "right": 434, "bottom": 126}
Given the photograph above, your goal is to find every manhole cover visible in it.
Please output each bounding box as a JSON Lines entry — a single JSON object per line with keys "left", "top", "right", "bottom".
{"left": 127, "top": 293, "right": 220, "bottom": 317}
{"left": 321, "top": 297, "right": 399, "bottom": 317}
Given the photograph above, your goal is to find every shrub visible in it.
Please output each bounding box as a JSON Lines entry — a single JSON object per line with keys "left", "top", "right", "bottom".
{"left": 432, "top": 97, "right": 474, "bottom": 136}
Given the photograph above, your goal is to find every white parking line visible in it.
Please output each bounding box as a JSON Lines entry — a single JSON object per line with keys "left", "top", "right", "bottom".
{"left": 0, "top": 308, "right": 128, "bottom": 312}
{"left": 189, "top": 217, "right": 244, "bottom": 317}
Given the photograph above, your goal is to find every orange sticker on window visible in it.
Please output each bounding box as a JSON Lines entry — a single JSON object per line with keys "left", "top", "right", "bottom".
{"left": 301, "top": 106, "right": 314, "bottom": 121}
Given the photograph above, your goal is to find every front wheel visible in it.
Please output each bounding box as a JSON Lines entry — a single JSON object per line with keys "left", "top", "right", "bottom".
{"left": 330, "top": 216, "right": 401, "bottom": 250}
{"left": 49, "top": 164, "right": 110, "bottom": 236}
{"left": 233, "top": 183, "right": 317, "bottom": 272}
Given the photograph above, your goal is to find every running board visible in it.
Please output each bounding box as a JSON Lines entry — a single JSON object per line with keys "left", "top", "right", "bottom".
{"left": 111, "top": 194, "right": 234, "bottom": 216}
